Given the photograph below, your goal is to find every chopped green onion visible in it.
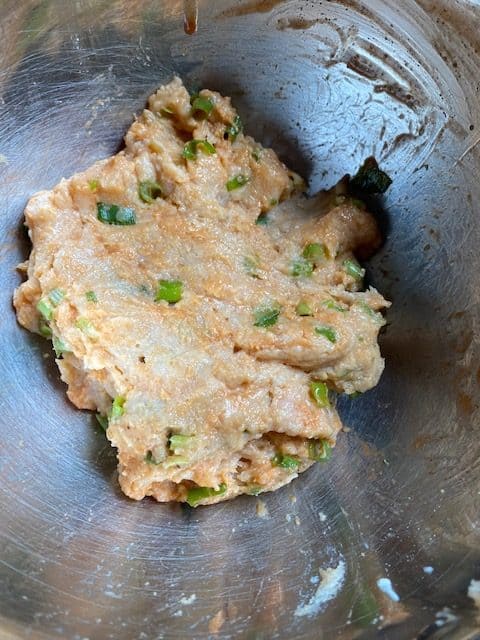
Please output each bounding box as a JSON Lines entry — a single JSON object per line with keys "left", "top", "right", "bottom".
{"left": 252, "top": 149, "right": 262, "bottom": 162}
{"left": 52, "top": 336, "right": 68, "bottom": 357}
{"left": 307, "top": 439, "right": 332, "bottom": 461}
{"left": 191, "top": 95, "right": 214, "bottom": 117}
{"left": 243, "top": 256, "right": 260, "bottom": 278}
{"left": 291, "top": 257, "right": 313, "bottom": 278}
{"left": 343, "top": 258, "right": 365, "bottom": 280}
{"left": 88, "top": 179, "right": 99, "bottom": 192}
{"left": 163, "top": 455, "right": 189, "bottom": 468}
{"left": 269, "top": 198, "right": 278, "bottom": 207}
{"left": 182, "top": 139, "right": 216, "bottom": 160}
{"left": 110, "top": 396, "right": 126, "bottom": 420}
{"left": 85, "top": 290, "right": 98, "bottom": 303}
{"left": 38, "top": 318, "right": 52, "bottom": 338}
{"left": 97, "top": 202, "right": 136, "bottom": 226}
{"left": 322, "top": 300, "right": 347, "bottom": 313}
{"left": 253, "top": 303, "right": 281, "bottom": 328}
{"left": 310, "top": 381, "right": 330, "bottom": 408}
{"left": 303, "top": 243, "right": 328, "bottom": 263}
{"left": 315, "top": 326, "right": 337, "bottom": 343}
{"left": 145, "top": 450, "right": 162, "bottom": 465}
{"left": 296, "top": 301, "right": 313, "bottom": 317}
{"left": 255, "top": 213, "right": 269, "bottom": 226}
{"left": 357, "top": 301, "right": 385, "bottom": 324}
{"left": 160, "top": 106, "right": 174, "bottom": 116}
{"left": 186, "top": 483, "right": 227, "bottom": 507}
{"left": 169, "top": 434, "right": 195, "bottom": 452}
{"left": 138, "top": 180, "right": 163, "bottom": 203}
{"left": 48, "top": 289, "right": 65, "bottom": 306}
{"left": 75, "top": 317, "right": 98, "bottom": 338}
{"left": 225, "top": 115, "right": 243, "bottom": 142}
{"left": 350, "top": 157, "right": 392, "bottom": 194}
{"left": 37, "top": 298, "right": 53, "bottom": 321}
{"left": 351, "top": 198, "right": 367, "bottom": 210}
{"left": 271, "top": 453, "right": 300, "bottom": 471}
{"left": 348, "top": 391, "right": 362, "bottom": 398}
{"left": 226, "top": 174, "right": 249, "bottom": 191}
{"left": 96, "top": 414, "right": 108, "bottom": 431}
{"left": 155, "top": 279, "right": 183, "bottom": 304}
{"left": 246, "top": 485, "right": 263, "bottom": 496}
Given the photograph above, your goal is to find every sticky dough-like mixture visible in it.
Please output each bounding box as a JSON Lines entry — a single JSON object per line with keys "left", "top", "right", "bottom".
{"left": 14, "top": 78, "right": 389, "bottom": 506}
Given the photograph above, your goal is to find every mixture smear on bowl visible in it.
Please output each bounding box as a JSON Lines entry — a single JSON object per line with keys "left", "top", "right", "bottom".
{"left": 14, "top": 78, "right": 390, "bottom": 506}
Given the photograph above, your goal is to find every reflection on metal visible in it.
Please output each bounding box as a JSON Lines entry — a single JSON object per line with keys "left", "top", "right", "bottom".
{"left": 0, "top": 1, "right": 479, "bottom": 639}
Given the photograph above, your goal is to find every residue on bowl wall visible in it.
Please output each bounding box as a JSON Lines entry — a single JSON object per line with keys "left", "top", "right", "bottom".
{"left": 376, "top": 578, "right": 400, "bottom": 602}
{"left": 468, "top": 579, "right": 480, "bottom": 620}
{"left": 294, "top": 560, "right": 346, "bottom": 618}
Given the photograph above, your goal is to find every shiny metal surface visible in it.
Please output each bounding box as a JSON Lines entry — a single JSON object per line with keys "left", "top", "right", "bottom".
{"left": 1, "top": 1, "right": 479, "bottom": 638}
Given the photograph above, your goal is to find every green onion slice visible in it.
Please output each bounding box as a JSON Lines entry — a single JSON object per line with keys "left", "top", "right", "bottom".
{"left": 75, "top": 317, "right": 98, "bottom": 338}
{"left": 296, "top": 301, "right": 313, "bottom": 317}
{"left": 186, "top": 483, "right": 227, "bottom": 507}
{"left": 88, "top": 179, "right": 99, "bottom": 192}
{"left": 303, "top": 243, "right": 328, "bottom": 263}
{"left": 85, "top": 290, "right": 98, "bottom": 303}
{"left": 191, "top": 95, "right": 214, "bottom": 117}
{"left": 48, "top": 289, "right": 65, "bottom": 306}
{"left": 322, "top": 300, "right": 348, "bottom": 313}
{"left": 52, "top": 336, "right": 68, "bottom": 357}
{"left": 291, "top": 257, "right": 313, "bottom": 278}
{"left": 110, "top": 396, "right": 126, "bottom": 420}
{"left": 226, "top": 174, "right": 249, "bottom": 191}
{"left": 155, "top": 279, "right": 183, "bottom": 304}
{"left": 310, "top": 381, "right": 330, "bottom": 408}
{"left": 169, "top": 434, "right": 195, "bottom": 452}
{"left": 251, "top": 149, "right": 262, "bottom": 162}
{"left": 253, "top": 303, "right": 281, "bottom": 328}
{"left": 138, "top": 180, "right": 163, "bottom": 204}
{"left": 37, "top": 298, "right": 53, "bottom": 321}
{"left": 96, "top": 414, "right": 108, "bottom": 431}
{"left": 271, "top": 453, "right": 300, "bottom": 471}
{"left": 145, "top": 450, "right": 162, "bottom": 465}
{"left": 38, "top": 318, "right": 52, "bottom": 338}
{"left": 307, "top": 439, "right": 332, "bottom": 461}
{"left": 343, "top": 258, "right": 365, "bottom": 280}
{"left": 225, "top": 115, "right": 243, "bottom": 142}
{"left": 182, "top": 139, "right": 216, "bottom": 160}
{"left": 97, "top": 202, "right": 136, "bottom": 226}
{"left": 314, "top": 326, "right": 337, "bottom": 343}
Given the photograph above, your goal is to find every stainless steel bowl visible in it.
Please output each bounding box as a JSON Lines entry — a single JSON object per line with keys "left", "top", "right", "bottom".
{"left": 1, "top": 1, "right": 479, "bottom": 638}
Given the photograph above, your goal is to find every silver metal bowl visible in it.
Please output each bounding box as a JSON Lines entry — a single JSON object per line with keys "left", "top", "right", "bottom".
{"left": 1, "top": 1, "right": 479, "bottom": 638}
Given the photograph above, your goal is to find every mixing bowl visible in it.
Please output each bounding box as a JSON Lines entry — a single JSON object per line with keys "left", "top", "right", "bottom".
{"left": 1, "top": 1, "right": 479, "bottom": 638}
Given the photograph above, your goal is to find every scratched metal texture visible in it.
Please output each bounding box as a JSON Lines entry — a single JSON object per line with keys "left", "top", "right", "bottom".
{"left": 0, "top": 1, "right": 479, "bottom": 639}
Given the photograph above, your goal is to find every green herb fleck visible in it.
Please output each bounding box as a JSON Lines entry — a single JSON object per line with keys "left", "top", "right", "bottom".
{"left": 246, "top": 485, "right": 263, "bottom": 496}
{"left": 271, "top": 453, "right": 300, "bottom": 471}
{"left": 97, "top": 202, "right": 136, "bottom": 226}
{"left": 160, "top": 106, "right": 174, "bottom": 116}
{"left": 182, "top": 139, "right": 216, "bottom": 160}
{"left": 310, "top": 381, "right": 330, "bottom": 408}
{"left": 244, "top": 256, "right": 260, "bottom": 278}
{"left": 110, "top": 396, "right": 126, "bottom": 420}
{"left": 315, "top": 326, "right": 337, "bottom": 343}
{"left": 255, "top": 213, "right": 269, "bottom": 226}
{"left": 344, "top": 258, "right": 365, "bottom": 280}
{"left": 88, "top": 179, "right": 99, "bottom": 192}
{"left": 145, "top": 450, "right": 162, "bottom": 465}
{"left": 225, "top": 115, "right": 243, "bottom": 142}
{"left": 85, "top": 291, "right": 98, "bottom": 303}
{"left": 96, "top": 414, "right": 108, "bottom": 431}
{"left": 348, "top": 391, "right": 362, "bottom": 399}
{"left": 357, "top": 301, "right": 385, "bottom": 325}
{"left": 186, "top": 483, "right": 227, "bottom": 507}
{"left": 48, "top": 289, "right": 65, "bottom": 306}
{"left": 138, "top": 180, "right": 163, "bottom": 204}
{"left": 253, "top": 303, "right": 281, "bottom": 328}
{"left": 296, "top": 301, "right": 313, "bottom": 317}
{"left": 350, "top": 157, "right": 392, "bottom": 194}
{"left": 191, "top": 95, "right": 214, "bottom": 117}
{"left": 351, "top": 198, "right": 367, "bottom": 210}
{"left": 163, "top": 455, "right": 189, "bottom": 468}
{"left": 291, "top": 256, "right": 314, "bottom": 278}
{"left": 155, "top": 279, "right": 183, "bottom": 304}
{"left": 307, "top": 439, "right": 332, "bottom": 462}
{"left": 252, "top": 149, "right": 262, "bottom": 162}
{"left": 269, "top": 198, "right": 278, "bottom": 207}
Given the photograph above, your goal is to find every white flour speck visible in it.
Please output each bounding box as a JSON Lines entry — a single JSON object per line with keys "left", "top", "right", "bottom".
{"left": 179, "top": 594, "right": 196, "bottom": 606}
{"left": 377, "top": 578, "right": 400, "bottom": 602}
{"left": 318, "top": 512, "right": 327, "bottom": 522}
{"left": 294, "top": 560, "right": 346, "bottom": 617}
